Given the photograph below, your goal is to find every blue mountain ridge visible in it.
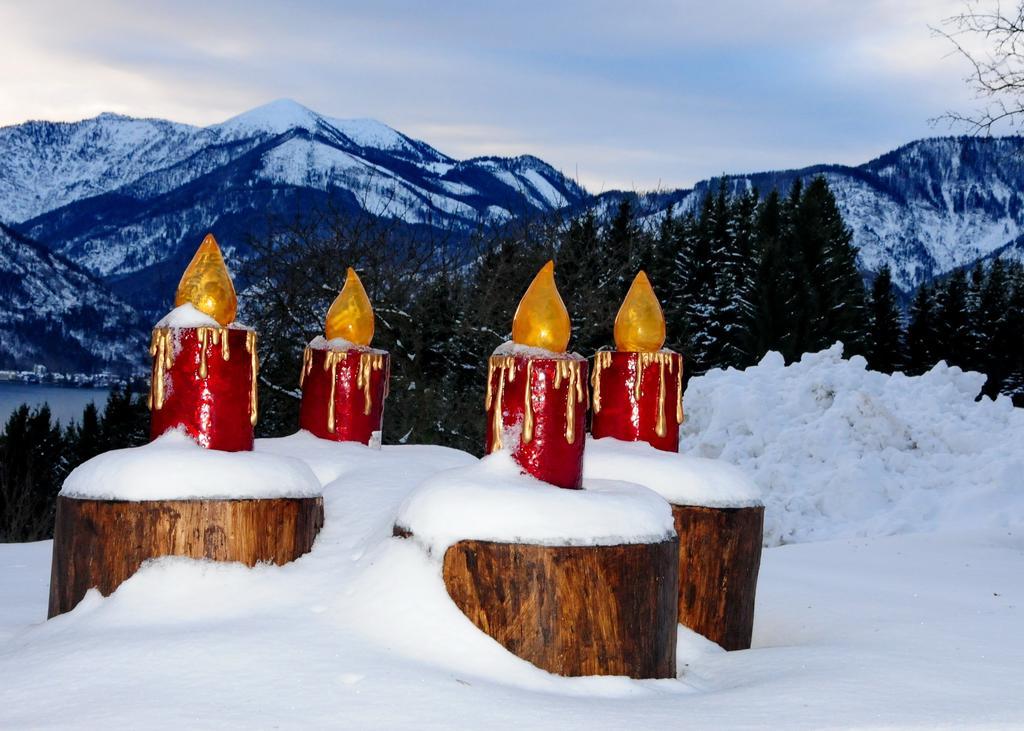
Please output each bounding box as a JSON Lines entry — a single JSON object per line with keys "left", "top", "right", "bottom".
{"left": 2, "top": 100, "right": 1022, "bottom": 370}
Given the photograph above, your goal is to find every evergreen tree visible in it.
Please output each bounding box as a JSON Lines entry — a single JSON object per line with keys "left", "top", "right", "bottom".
{"left": 998, "top": 261, "right": 1024, "bottom": 404}
{"left": 558, "top": 208, "right": 614, "bottom": 355}
{"left": 706, "top": 188, "right": 758, "bottom": 369}
{"left": 787, "top": 176, "right": 867, "bottom": 357}
{"left": 665, "top": 210, "right": 699, "bottom": 351}
{"left": 748, "top": 189, "right": 790, "bottom": 359}
{"left": 649, "top": 203, "right": 679, "bottom": 294}
{"left": 0, "top": 405, "right": 67, "bottom": 541}
{"left": 67, "top": 402, "right": 103, "bottom": 466}
{"left": 906, "top": 282, "right": 939, "bottom": 374}
{"left": 964, "top": 262, "right": 988, "bottom": 373}
{"left": 679, "top": 183, "right": 726, "bottom": 372}
{"left": 98, "top": 385, "right": 150, "bottom": 452}
{"left": 976, "top": 259, "right": 1011, "bottom": 398}
{"left": 935, "top": 268, "right": 971, "bottom": 368}
{"left": 865, "top": 265, "right": 905, "bottom": 372}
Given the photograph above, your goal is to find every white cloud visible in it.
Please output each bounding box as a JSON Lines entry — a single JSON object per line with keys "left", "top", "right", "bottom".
{"left": 0, "top": 0, "right": 987, "bottom": 190}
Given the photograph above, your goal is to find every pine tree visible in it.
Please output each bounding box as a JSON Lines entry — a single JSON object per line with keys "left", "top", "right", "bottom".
{"left": 997, "top": 261, "right": 1024, "bottom": 404}
{"left": 788, "top": 176, "right": 867, "bottom": 357}
{"left": 0, "top": 404, "right": 67, "bottom": 541}
{"left": 559, "top": 208, "right": 615, "bottom": 355}
{"left": 964, "top": 262, "right": 988, "bottom": 373}
{"left": 906, "top": 282, "right": 939, "bottom": 374}
{"left": 865, "top": 265, "right": 905, "bottom": 372}
{"left": 67, "top": 402, "right": 103, "bottom": 466}
{"left": 748, "top": 189, "right": 789, "bottom": 359}
{"left": 680, "top": 183, "right": 727, "bottom": 373}
{"left": 935, "top": 268, "right": 971, "bottom": 368}
{"left": 98, "top": 385, "right": 150, "bottom": 452}
{"left": 665, "top": 210, "right": 699, "bottom": 352}
{"left": 649, "top": 203, "right": 679, "bottom": 293}
{"left": 974, "top": 259, "right": 1010, "bottom": 397}
{"left": 707, "top": 189, "right": 758, "bottom": 369}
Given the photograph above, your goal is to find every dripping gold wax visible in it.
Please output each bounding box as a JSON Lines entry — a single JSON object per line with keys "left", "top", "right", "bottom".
{"left": 485, "top": 261, "right": 588, "bottom": 489}
{"left": 590, "top": 271, "right": 683, "bottom": 452}
{"left": 148, "top": 234, "right": 257, "bottom": 451}
{"left": 298, "top": 268, "right": 391, "bottom": 444}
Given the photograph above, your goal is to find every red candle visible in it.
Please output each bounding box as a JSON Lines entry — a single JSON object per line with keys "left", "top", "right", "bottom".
{"left": 485, "top": 351, "right": 588, "bottom": 489}
{"left": 590, "top": 272, "right": 684, "bottom": 453}
{"left": 299, "top": 342, "right": 390, "bottom": 444}
{"left": 299, "top": 268, "right": 391, "bottom": 444}
{"left": 483, "top": 261, "right": 588, "bottom": 489}
{"left": 148, "top": 234, "right": 257, "bottom": 451}
{"left": 149, "top": 326, "right": 257, "bottom": 451}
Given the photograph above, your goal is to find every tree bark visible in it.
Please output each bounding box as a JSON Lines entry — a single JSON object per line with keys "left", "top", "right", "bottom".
{"left": 673, "top": 504, "right": 763, "bottom": 650}
{"left": 49, "top": 495, "right": 324, "bottom": 618}
{"left": 441, "top": 537, "right": 679, "bottom": 678}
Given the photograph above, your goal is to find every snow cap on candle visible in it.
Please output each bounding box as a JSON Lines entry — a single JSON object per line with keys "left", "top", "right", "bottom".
{"left": 512, "top": 260, "right": 571, "bottom": 352}
{"left": 614, "top": 271, "right": 665, "bottom": 352}
{"left": 174, "top": 233, "right": 237, "bottom": 326}
{"left": 325, "top": 268, "right": 375, "bottom": 346}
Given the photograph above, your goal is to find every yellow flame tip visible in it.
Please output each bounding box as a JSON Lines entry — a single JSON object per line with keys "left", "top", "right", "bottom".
{"left": 326, "top": 267, "right": 375, "bottom": 346}
{"left": 512, "top": 261, "right": 571, "bottom": 352}
{"left": 614, "top": 270, "right": 666, "bottom": 352}
{"left": 174, "top": 233, "right": 238, "bottom": 326}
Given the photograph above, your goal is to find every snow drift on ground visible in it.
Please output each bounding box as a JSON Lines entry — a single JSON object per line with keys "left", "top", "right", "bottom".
{"left": 681, "top": 344, "right": 1024, "bottom": 545}
{"left": 1, "top": 346, "right": 1023, "bottom": 728}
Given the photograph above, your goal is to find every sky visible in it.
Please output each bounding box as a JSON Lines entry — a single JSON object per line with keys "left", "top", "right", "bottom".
{"left": 0, "top": 0, "right": 987, "bottom": 191}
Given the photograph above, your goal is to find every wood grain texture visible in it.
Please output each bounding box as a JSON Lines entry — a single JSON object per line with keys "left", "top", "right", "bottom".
{"left": 48, "top": 495, "right": 324, "bottom": 618}
{"left": 673, "top": 504, "right": 763, "bottom": 651}
{"left": 442, "top": 538, "right": 679, "bottom": 678}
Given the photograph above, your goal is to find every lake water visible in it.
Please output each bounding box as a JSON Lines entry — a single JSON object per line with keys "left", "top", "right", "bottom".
{"left": 0, "top": 383, "right": 111, "bottom": 427}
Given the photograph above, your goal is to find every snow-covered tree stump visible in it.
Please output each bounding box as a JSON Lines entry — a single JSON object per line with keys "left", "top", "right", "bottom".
{"left": 48, "top": 495, "right": 323, "bottom": 617}
{"left": 441, "top": 537, "right": 678, "bottom": 678}
{"left": 584, "top": 439, "right": 765, "bottom": 650}
{"left": 393, "top": 454, "right": 680, "bottom": 678}
{"left": 48, "top": 433, "right": 324, "bottom": 618}
{"left": 673, "top": 504, "right": 763, "bottom": 650}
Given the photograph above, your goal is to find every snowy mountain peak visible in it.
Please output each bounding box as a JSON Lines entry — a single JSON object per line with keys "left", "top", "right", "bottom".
{"left": 214, "top": 98, "right": 323, "bottom": 137}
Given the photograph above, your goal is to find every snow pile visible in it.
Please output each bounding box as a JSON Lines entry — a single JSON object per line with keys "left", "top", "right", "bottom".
{"left": 5, "top": 423, "right": 1024, "bottom": 726}
{"left": 584, "top": 438, "right": 761, "bottom": 508}
{"left": 61, "top": 430, "right": 321, "bottom": 500}
{"left": 681, "top": 344, "right": 1024, "bottom": 545}
{"left": 395, "top": 451, "right": 675, "bottom": 553}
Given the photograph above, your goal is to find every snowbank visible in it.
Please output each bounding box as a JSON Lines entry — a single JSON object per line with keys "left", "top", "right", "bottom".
{"left": 681, "top": 344, "right": 1024, "bottom": 545}
{"left": 61, "top": 430, "right": 321, "bottom": 500}
{"left": 395, "top": 450, "right": 676, "bottom": 554}
{"left": 584, "top": 437, "right": 761, "bottom": 508}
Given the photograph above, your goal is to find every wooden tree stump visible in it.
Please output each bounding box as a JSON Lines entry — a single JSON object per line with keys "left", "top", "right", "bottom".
{"left": 438, "top": 537, "right": 679, "bottom": 678}
{"left": 673, "top": 504, "right": 764, "bottom": 651}
{"left": 49, "top": 495, "right": 324, "bottom": 618}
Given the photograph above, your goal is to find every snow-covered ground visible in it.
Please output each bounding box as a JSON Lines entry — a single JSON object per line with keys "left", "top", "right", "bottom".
{"left": 1, "top": 347, "right": 1022, "bottom": 729}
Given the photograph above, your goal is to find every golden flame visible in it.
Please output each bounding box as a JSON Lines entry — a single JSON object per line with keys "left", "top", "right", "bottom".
{"left": 325, "top": 267, "right": 375, "bottom": 345}
{"left": 512, "top": 260, "right": 571, "bottom": 352}
{"left": 614, "top": 271, "right": 666, "bottom": 352}
{"left": 174, "top": 234, "right": 238, "bottom": 326}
